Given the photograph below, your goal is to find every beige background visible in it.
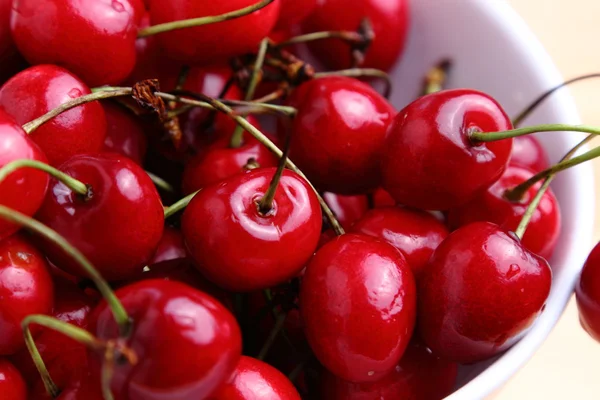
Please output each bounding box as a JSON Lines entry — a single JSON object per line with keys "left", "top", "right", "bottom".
{"left": 492, "top": 0, "right": 600, "bottom": 399}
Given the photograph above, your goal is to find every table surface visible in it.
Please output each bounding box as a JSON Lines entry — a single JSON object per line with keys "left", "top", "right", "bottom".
{"left": 491, "top": 1, "right": 600, "bottom": 399}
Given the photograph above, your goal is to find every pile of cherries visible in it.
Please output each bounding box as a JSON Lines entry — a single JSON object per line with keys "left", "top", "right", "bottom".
{"left": 1, "top": 0, "right": 600, "bottom": 399}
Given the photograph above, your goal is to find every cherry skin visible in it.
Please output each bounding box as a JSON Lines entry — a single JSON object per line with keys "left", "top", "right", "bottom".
{"left": 90, "top": 279, "right": 242, "bottom": 400}
{"left": 576, "top": 242, "right": 600, "bottom": 342}
{"left": 381, "top": 89, "right": 513, "bottom": 211}
{"left": 0, "top": 65, "right": 107, "bottom": 166}
{"left": 300, "top": 234, "right": 416, "bottom": 383}
{"left": 284, "top": 76, "right": 396, "bottom": 194}
{"left": 148, "top": 0, "right": 280, "bottom": 65}
{"left": 103, "top": 102, "right": 148, "bottom": 165}
{"left": 371, "top": 188, "right": 396, "bottom": 208}
{"left": 0, "top": 111, "right": 49, "bottom": 241}
{"left": 301, "top": 0, "right": 409, "bottom": 71}
{"left": 276, "top": 0, "right": 317, "bottom": 29}
{"left": 448, "top": 165, "right": 561, "bottom": 260}
{"left": 125, "top": 12, "right": 161, "bottom": 85}
{"left": 0, "top": 358, "right": 27, "bottom": 400}
{"left": 320, "top": 341, "right": 458, "bottom": 400}
{"left": 418, "top": 221, "right": 551, "bottom": 363}
{"left": 182, "top": 168, "right": 322, "bottom": 292}
{"left": 323, "top": 192, "right": 369, "bottom": 230}
{"left": 31, "top": 370, "right": 103, "bottom": 400}
{"left": 0, "top": 234, "right": 54, "bottom": 355}
{"left": 209, "top": 356, "right": 301, "bottom": 400}
{"left": 510, "top": 135, "right": 550, "bottom": 173}
{"left": 149, "top": 226, "right": 187, "bottom": 265}
{"left": 36, "top": 153, "right": 164, "bottom": 281}
{"left": 351, "top": 207, "right": 449, "bottom": 278}
{"left": 0, "top": 0, "right": 26, "bottom": 85}
{"left": 10, "top": 0, "right": 138, "bottom": 86}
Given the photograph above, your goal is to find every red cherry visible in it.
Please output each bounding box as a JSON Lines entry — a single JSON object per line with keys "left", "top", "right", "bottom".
{"left": 418, "top": 221, "right": 551, "bottom": 363}
{"left": 125, "top": 12, "right": 161, "bottom": 85}
{"left": 182, "top": 168, "right": 322, "bottom": 292}
{"left": 576, "top": 242, "right": 600, "bottom": 341}
{"left": 0, "top": 65, "right": 107, "bottom": 166}
{"left": 210, "top": 356, "right": 301, "bottom": 400}
{"left": 448, "top": 165, "right": 561, "bottom": 260}
{"left": 301, "top": 0, "right": 409, "bottom": 71}
{"left": 55, "top": 374, "right": 103, "bottom": 400}
{"left": 351, "top": 207, "right": 449, "bottom": 277}
{"left": 149, "top": 226, "right": 187, "bottom": 265}
{"left": 0, "top": 358, "right": 27, "bottom": 400}
{"left": 0, "top": 0, "right": 27, "bottom": 85}
{"left": 148, "top": 0, "right": 280, "bottom": 65}
{"left": 276, "top": 0, "right": 317, "bottom": 29}
{"left": 103, "top": 102, "right": 148, "bottom": 165}
{"left": 323, "top": 192, "right": 369, "bottom": 229}
{"left": 320, "top": 341, "right": 458, "bottom": 400}
{"left": 0, "top": 234, "right": 54, "bottom": 355}
{"left": 90, "top": 279, "right": 242, "bottom": 400}
{"left": 510, "top": 135, "right": 550, "bottom": 173}
{"left": 371, "top": 188, "right": 395, "bottom": 208}
{"left": 0, "top": 111, "right": 48, "bottom": 241}
{"left": 285, "top": 76, "right": 395, "bottom": 194}
{"left": 36, "top": 153, "right": 164, "bottom": 281}
{"left": 381, "top": 89, "right": 513, "bottom": 211}
{"left": 300, "top": 234, "right": 416, "bottom": 383}
{"left": 10, "top": 0, "right": 138, "bottom": 86}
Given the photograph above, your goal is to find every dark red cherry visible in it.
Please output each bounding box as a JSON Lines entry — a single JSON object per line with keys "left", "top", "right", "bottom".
{"left": 0, "top": 111, "right": 49, "bottom": 241}
{"left": 209, "top": 356, "right": 301, "bottom": 400}
{"left": 102, "top": 102, "right": 148, "bottom": 165}
{"left": 0, "top": 65, "right": 107, "bottom": 166}
{"left": 276, "top": 0, "right": 317, "bottom": 29}
{"left": 148, "top": 0, "right": 280, "bottom": 65}
{"left": 36, "top": 153, "right": 164, "bottom": 281}
{"left": 300, "top": 234, "right": 416, "bottom": 382}
{"left": 320, "top": 341, "right": 458, "bottom": 400}
{"left": 418, "top": 222, "right": 551, "bottom": 363}
{"left": 285, "top": 76, "right": 395, "bottom": 194}
{"left": 0, "top": 358, "right": 26, "bottom": 400}
{"left": 576, "top": 242, "right": 600, "bottom": 341}
{"left": 0, "top": 0, "right": 27, "bottom": 85}
{"left": 10, "top": 0, "right": 138, "bottom": 86}
{"left": 182, "top": 168, "right": 322, "bottom": 292}
{"left": 381, "top": 89, "right": 513, "bottom": 211}
{"left": 510, "top": 135, "right": 550, "bottom": 173}
{"left": 371, "top": 188, "right": 395, "bottom": 208}
{"left": 149, "top": 226, "right": 187, "bottom": 265}
{"left": 323, "top": 192, "right": 369, "bottom": 229}
{"left": 448, "top": 165, "right": 561, "bottom": 260}
{"left": 0, "top": 234, "right": 54, "bottom": 355}
{"left": 90, "top": 279, "right": 242, "bottom": 400}
{"left": 32, "top": 370, "right": 103, "bottom": 400}
{"left": 125, "top": 11, "right": 161, "bottom": 84}
{"left": 351, "top": 207, "right": 449, "bottom": 277}
{"left": 301, "top": 0, "right": 409, "bottom": 71}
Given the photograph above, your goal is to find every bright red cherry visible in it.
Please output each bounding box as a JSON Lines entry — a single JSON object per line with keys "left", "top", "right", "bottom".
{"left": 0, "top": 358, "right": 27, "bottom": 400}
{"left": 36, "top": 153, "right": 164, "bottom": 281}
{"left": 276, "top": 0, "right": 317, "bottom": 29}
{"left": 418, "top": 221, "right": 551, "bottom": 363}
{"left": 209, "top": 356, "right": 301, "bottom": 400}
{"left": 576, "top": 242, "right": 600, "bottom": 341}
{"left": 351, "top": 207, "right": 449, "bottom": 277}
{"left": 0, "top": 65, "right": 107, "bottom": 166}
{"left": 103, "top": 102, "right": 148, "bottom": 165}
{"left": 149, "top": 226, "right": 187, "bottom": 265}
{"left": 10, "top": 0, "right": 138, "bottom": 86}
{"left": 285, "top": 76, "right": 395, "bottom": 194}
{"left": 148, "top": 0, "right": 280, "bottom": 65}
{"left": 372, "top": 188, "right": 396, "bottom": 208}
{"left": 90, "top": 279, "right": 242, "bottom": 400}
{"left": 510, "top": 135, "right": 550, "bottom": 173}
{"left": 0, "top": 111, "right": 49, "bottom": 241}
{"left": 448, "top": 165, "right": 561, "bottom": 260}
{"left": 320, "top": 341, "right": 458, "bottom": 400}
{"left": 323, "top": 192, "right": 369, "bottom": 229}
{"left": 182, "top": 168, "right": 322, "bottom": 292}
{"left": 301, "top": 0, "right": 409, "bottom": 71}
{"left": 0, "top": 234, "right": 54, "bottom": 355}
{"left": 381, "top": 89, "right": 513, "bottom": 211}
{"left": 300, "top": 234, "right": 416, "bottom": 383}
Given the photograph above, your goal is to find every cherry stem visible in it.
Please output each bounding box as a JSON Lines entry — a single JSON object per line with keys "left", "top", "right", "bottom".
{"left": 101, "top": 342, "right": 116, "bottom": 400}
{"left": 313, "top": 68, "right": 391, "bottom": 98}
{"left": 163, "top": 190, "right": 201, "bottom": 219}
{"left": 0, "top": 206, "right": 131, "bottom": 335}
{"left": 288, "top": 359, "right": 308, "bottom": 383}
{"left": 146, "top": 171, "right": 175, "bottom": 193}
{"left": 137, "top": 0, "right": 275, "bottom": 38}
{"left": 257, "top": 312, "right": 287, "bottom": 361}
{"left": 422, "top": 59, "right": 452, "bottom": 96}
{"left": 0, "top": 159, "right": 88, "bottom": 196}
{"left": 273, "top": 30, "right": 364, "bottom": 48}
{"left": 257, "top": 130, "right": 291, "bottom": 214}
{"left": 470, "top": 124, "right": 600, "bottom": 143}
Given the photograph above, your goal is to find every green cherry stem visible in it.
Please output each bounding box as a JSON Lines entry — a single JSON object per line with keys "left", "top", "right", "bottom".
{"left": 273, "top": 30, "right": 364, "bottom": 48}
{"left": 257, "top": 130, "right": 291, "bottom": 214}
{"left": 146, "top": 171, "right": 175, "bottom": 193}
{"left": 0, "top": 159, "right": 88, "bottom": 196}
{"left": 313, "top": 68, "right": 392, "bottom": 98}
{"left": 470, "top": 124, "right": 600, "bottom": 143}
{"left": 137, "top": 0, "right": 275, "bottom": 38}
{"left": 164, "top": 190, "right": 201, "bottom": 219}
{"left": 257, "top": 312, "right": 287, "bottom": 361}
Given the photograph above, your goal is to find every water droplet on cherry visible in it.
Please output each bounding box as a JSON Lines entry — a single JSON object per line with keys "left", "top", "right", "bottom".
{"left": 506, "top": 263, "right": 521, "bottom": 279}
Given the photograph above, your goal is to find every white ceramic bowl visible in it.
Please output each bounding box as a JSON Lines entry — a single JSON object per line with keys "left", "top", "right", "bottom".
{"left": 384, "top": 0, "right": 595, "bottom": 398}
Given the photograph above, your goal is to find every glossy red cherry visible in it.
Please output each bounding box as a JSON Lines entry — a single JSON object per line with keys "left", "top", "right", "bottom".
{"left": 0, "top": 234, "right": 54, "bottom": 355}
{"left": 276, "top": 0, "right": 317, "bottom": 29}
{"left": 300, "top": 234, "right": 416, "bottom": 382}
{"left": 576, "top": 242, "right": 600, "bottom": 341}
{"left": 320, "top": 341, "right": 458, "bottom": 400}
{"left": 125, "top": 12, "right": 161, "bottom": 85}
{"left": 90, "top": 279, "right": 242, "bottom": 400}
{"left": 149, "top": 226, "right": 187, "bottom": 264}
{"left": 351, "top": 207, "right": 449, "bottom": 277}
{"left": 0, "top": 65, "right": 107, "bottom": 166}
{"left": 10, "top": 0, "right": 138, "bottom": 86}
{"left": 285, "top": 76, "right": 395, "bottom": 194}
{"left": 54, "top": 374, "right": 103, "bottom": 400}
{"left": 103, "top": 102, "right": 148, "bottom": 165}
{"left": 510, "top": 135, "right": 550, "bottom": 173}
{"left": 301, "top": 0, "right": 409, "bottom": 71}
{"left": 0, "top": 111, "right": 49, "bottom": 240}
{"left": 182, "top": 168, "right": 322, "bottom": 292}
{"left": 148, "top": 0, "right": 280, "bottom": 65}
{"left": 418, "top": 221, "right": 551, "bottom": 363}
{"left": 448, "top": 165, "right": 561, "bottom": 260}
{"left": 371, "top": 188, "right": 396, "bottom": 208}
{"left": 323, "top": 192, "right": 369, "bottom": 229}
{"left": 381, "top": 89, "right": 513, "bottom": 211}
{"left": 0, "top": 358, "right": 27, "bottom": 400}
{"left": 36, "top": 153, "right": 164, "bottom": 281}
